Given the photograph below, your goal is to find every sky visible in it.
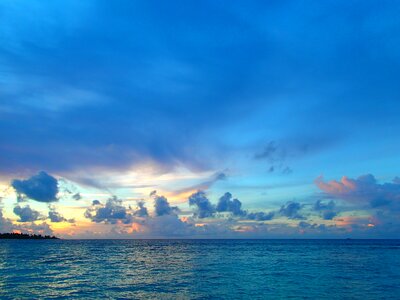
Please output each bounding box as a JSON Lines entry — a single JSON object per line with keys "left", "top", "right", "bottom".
{"left": 1, "top": 0, "right": 400, "bottom": 238}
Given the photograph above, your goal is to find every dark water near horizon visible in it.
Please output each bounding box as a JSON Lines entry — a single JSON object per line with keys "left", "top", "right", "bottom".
{"left": 0, "top": 239, "right": 399, "bottom": 299}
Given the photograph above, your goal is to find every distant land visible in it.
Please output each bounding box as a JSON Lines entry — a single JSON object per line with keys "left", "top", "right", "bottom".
{"left": 0, "top": 233, "right": 59, "bottom": 240}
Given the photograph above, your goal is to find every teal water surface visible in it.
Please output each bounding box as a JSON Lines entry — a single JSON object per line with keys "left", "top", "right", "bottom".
{"left": 0, "top": 239, "right": 399, "bottom": 299}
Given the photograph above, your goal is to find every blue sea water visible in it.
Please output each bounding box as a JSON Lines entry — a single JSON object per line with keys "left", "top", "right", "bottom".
{"left": 0, "top": 239, "right": 399, "bottom": 299}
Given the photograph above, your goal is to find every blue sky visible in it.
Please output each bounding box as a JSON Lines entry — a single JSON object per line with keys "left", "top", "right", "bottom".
{"left": 0, "top": 0, "right": 400, "bottom": 238}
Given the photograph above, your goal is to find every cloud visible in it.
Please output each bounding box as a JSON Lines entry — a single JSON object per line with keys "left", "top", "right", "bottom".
{"left": 187, "top": 190, "right": 276, "bottom": 221}
{"left": 298, "top": 221, "right": 315, "bottom": 229}
{"left": 313, "top": 200, "right": 337, "bottom": 220}
{"left": 84, "top": 196, "right": 135, "bottom": 224}
{"left": 85, "top": 197, "right": 150, "bottom": 225}
{"left": 0, "top": 209, "right": 13, "bottom": 232}
{"left": 282, "top": 167, "right": 293, "bottom": 175}
{"left": 11, "top": 171, "right": 59, "bottom": 202}
{"left": 75, "top": 187, "right": 400, "bottom": 238}
{"left": 153, "top": 195, "right": 179, "bottom": 216}
{"left": 68, "top": 176, "right": 110, "bottom": 191}
{"left": 216, "top": 192, "right": 246, "bottom": 216}
{"left": 13, "top": 205, "right": 41, "bottom": 222}
{"left": 255, "top": 137, "right": 337, "bottom": 174}
{"left": 255, "top": 141, "right": 291, "bottom": 173}
{"left": 172, "top": 172, "right": 227, "bottom": 197}
{"left": 247, "top": 211, "right": 275, "bottom": 221}
{"left": 133, "top": 201, "right": 148, "bottom": 217}
{"left": 255, "top": 141, "right": 280, "bottom": 160}
{"left": 0, "top": 208, "right": 53, "bottom": 235}
{"left": 85, "top": 194, "right": 194, "bottom": 237}
{"left": 314, "top": 199, "right": 335, "bottom": 211}
{"left": 279, "top": 202, "right": 304, "bottom": 219}
{"left": 84, "top": 194, "right": 179, "bottom": 225}
{"left": 298, "top": 221, "right": 327, "bottom": 231}
{"left": 145, "top": 215, "right": 192, "bottom": 237}
{"left": 72, "top": 193, "right": 81, "bottom": 200}
{"left": 48, "top": 207, "right": 74, "bottom": 223}
{"left": 315, "top": 174, "right": 400, "bottom": 208}
{"left": 81, "top": 191, "right": 280, "bottom": 238}
{"left": 188, "top": 191, "right": 215, "bottom": 218}
{"left": 321, "top": 210, "right": 337, "bottom": 220}
{"left": 314, "top": 174, "right": 400, "bottom": 232}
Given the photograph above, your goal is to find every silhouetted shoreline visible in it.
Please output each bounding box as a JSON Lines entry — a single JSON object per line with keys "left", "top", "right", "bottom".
{"left": 0, "top": 233, "right": 59, "bottom": 240}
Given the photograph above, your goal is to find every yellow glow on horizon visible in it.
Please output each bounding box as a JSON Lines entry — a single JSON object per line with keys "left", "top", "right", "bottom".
{"left": 50, "top": 221, "right": 75, "bottom": 231}
{"left": 163, "top": 189, "right": 198, "bottom": 204}
{"left": 0, "top": 183, "right": 14, "bottom": 198}
{"left": 233, "top": 225, "right": 254, "bottom": 232}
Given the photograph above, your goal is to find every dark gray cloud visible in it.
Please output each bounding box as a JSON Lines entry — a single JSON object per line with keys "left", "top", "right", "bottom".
{"left": 313, "top": 200, "right": 337, "bottom": 220}
{"left": 321, "top": 210, "right": 337, "bottom": 220}
{"left": 85, "top": 196, "right": 134, "bottom": 224}
{"left": 247, "top": 211, "right": 275, "bottom": 221}
{"left": 92, "top": 199, "right": 101, "bottom": 205}
{"left": 188, "top": 191, "right": 215, "bottom": 218}
{"left": 48, "top": 207, "right": 74, "bottom": 223}
{"left": 186, "top": 190, "right": 276, "bottom": 221}
{"left": 72, "top": 193, "right": 81, "bottom": 200}
{"left": 133, "top": 201, "right": 148, "bottom": 217}
{"left": 85, "top": 195, "right": 176, "bottom": 224}
{"left": 13, "top": 205, "right": 41, "bottom": 222}
{"left": 314, "top": 200, "right": 335, "bottom": 211}
{"left": 279, "top": 202, "right": 304, "bottom": 219}
{"left": 298, "top": 221, "right": 313, "bottom": 229}
{"left": 298, "top": 221, "right": 327, "bottom": 231}
{"left": 216, "top": 192, "right": 246, "bottom": 216}
{"left": 154, "top": 195, "right": 179, "bottom": 216}
{"left": 11, "top": 171, "right": 59, "bottom": 203}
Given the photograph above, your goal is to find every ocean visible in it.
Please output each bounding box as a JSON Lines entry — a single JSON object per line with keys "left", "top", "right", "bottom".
{"left": 0, "top": 239, "right": 399, "bottom": 299}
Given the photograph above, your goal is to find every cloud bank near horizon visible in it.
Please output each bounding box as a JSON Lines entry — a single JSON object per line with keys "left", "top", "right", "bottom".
{"left": 0, "top": 171, "right": 398, "bottom": 238}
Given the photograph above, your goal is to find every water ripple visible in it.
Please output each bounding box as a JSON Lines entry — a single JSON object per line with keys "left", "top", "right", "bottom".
{"left": 0, "top": 239, "right": 399, "bottom": 299}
